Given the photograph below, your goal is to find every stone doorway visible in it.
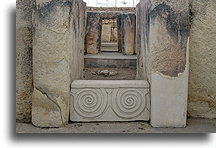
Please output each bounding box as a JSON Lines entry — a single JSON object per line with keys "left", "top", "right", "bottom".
{"left": 30, "top": 0, "right": 190, "bottom": 128}
{"left": 84, "top": 10, "right": 137, "bottom": 80}
{"left": 101, "top": 18, "right": 119, "bottom": 52}
{"left": 78, "top": 9, "right": 145, "bottom": 122}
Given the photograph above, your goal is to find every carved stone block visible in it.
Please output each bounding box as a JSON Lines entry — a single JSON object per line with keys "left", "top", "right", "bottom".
{"left": 70, "top": 80, "right": 150, "bottom": 121}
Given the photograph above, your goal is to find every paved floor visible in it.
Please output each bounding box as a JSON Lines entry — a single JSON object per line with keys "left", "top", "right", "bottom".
{"left": 16, "top": 118, "right": 215, "bottom": 133}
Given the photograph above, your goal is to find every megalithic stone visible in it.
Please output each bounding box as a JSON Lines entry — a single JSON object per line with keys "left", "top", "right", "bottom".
{"left": 137, "top": 0, "right": 190, "bottom": 127}
{"left": 85, "top": 12, "right": 101, "bottom": 54}
{"left": 16, "top": 0, "right": 34, "bottom": 122}
{"left": 121, "top": 13, "right": 136, "bottom": 55}
{"left": 149, "top": 0, "right": 190, "bottom": 127}
{"left": 32, "top": 0, "right": 86, "bottom": 127}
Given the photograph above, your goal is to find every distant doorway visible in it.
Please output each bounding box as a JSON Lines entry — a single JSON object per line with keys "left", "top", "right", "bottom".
{"left": 101, "top": 18, "right": 118, "bottom": 52}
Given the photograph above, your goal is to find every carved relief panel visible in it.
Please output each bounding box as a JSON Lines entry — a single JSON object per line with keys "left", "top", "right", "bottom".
{"left": 70, "top": 80, "right": 150, "bottom": 121}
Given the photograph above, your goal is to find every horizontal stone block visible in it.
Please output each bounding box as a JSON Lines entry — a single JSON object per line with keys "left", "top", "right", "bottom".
{"left": 70, "top": 80, "right": 150, "bottom": 122}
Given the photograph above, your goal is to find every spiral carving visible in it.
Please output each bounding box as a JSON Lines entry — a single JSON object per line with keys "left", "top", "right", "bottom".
{"left": 112, "top": 89, "right": 146, "bottom": 119}
{"left": 73, "top": 89, "right": 107, "bottom": 118}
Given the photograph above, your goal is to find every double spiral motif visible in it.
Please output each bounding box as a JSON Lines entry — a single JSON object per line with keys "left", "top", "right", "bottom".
{"left": 73, "top": 89, "right": 107, "bottom": 118}
{"left": 112, "top": 89, "right": 146, "bottom": 119}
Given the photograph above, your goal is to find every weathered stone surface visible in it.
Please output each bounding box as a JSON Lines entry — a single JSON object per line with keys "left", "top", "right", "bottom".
{"left": 136, "top": 0, "right": 151, "bottom": 80}
{"left": 188, "top": 0, "right": 216, "bottom": 119}
{"left": 85, "top": 11, "right": 136, "bottom": 55}
{"left": 85, "top": 12, "right": 101, "bottom": 54}
{"left": 121, "top": 13, "right": 136, "bottom": 55}
{"left": 16, "top": 0, "right": 33, "bottom": 122}
{"left": 150, "top": 0, "right": 190, "bottom": 127}
{"left": 101, "top": 23, "right": 112, "bottom": 42}
{"left": 32, "top": 0, "right": 86, "bottom": 127}
{"left": 70, "top": 80, "right": 150, "bottom": 121}
{"left": 137, "top": 0, "right": 190, "bottom": 127}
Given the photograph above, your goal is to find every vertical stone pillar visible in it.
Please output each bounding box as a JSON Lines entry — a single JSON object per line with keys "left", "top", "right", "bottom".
{"left": 16, "top": 0, "right": 33, "bottom": 122}
{"left": 117, "top": 15, "right": 122, "bottom": 53}
{"left": 85, "top": 12, "right": 101, "bottom": 54}
{"left": 121, "top": 13, "right": 136, "bottom": 55}
{"left": 149, "top": 0, "right": 190, "bottom": 127}
{"left": 32, "top": 0, "right": 85, "bottom": 127}
{"left": 136, "top": 1, "right": 150, "bottom": 80}
{"left": 79, "top": 2, "right": 86, "bottom": 79}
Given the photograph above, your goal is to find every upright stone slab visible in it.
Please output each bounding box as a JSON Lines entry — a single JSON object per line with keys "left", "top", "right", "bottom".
{"left": 32, "top": 0, "right": 85, "bottom": 127}
{"left": 136, "top": 0, "right": 151, "bottom": 80}
{"left": 149, "top": 0, "right": 190, "bottom": 127}
{"left": 121, "top": 13, "right": 136, "bottom": 55}
{"left": 85, "top": 12, "right": 101, "bottom": 54}
{"left": 16, "top": 0, "right": 33, "bottom": 122}
{"left": 188, "top": 0, "right": 216, "bottom": 119}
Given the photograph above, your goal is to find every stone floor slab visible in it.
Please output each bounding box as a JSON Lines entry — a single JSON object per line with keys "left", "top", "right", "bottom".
{"left": 16, "top": 118, "right": 215, "bottom": 133}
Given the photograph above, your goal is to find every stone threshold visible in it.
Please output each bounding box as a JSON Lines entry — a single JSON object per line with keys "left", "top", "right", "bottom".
{"left": 16, "top": 118, "right": 216, "bottom": 133}
{"left": 84, "top": 52, "right": 137, "bottom": 60}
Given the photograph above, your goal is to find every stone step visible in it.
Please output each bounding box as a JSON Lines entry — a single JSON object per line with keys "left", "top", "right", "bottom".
{"left": 101, "top": 42, "right": 118, "bottom": 47}
{"left": 101, "top": 42, "right": 118, "bottom": 52}
{"left": 84, "top": 52, "right": 137, "bottom": 68}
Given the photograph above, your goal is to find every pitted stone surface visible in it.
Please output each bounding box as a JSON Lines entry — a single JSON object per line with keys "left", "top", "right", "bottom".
{"left": 16, "top": 0, "right": 34, "bottom": 122}
{"left": 136, "top": 0, "right": 190, "bottom": 127}
{"left": 188, "top": 0, "right": 216, "bottom": 119}
{"left": 32, "top": 0, "right": 86, "bottom": 127}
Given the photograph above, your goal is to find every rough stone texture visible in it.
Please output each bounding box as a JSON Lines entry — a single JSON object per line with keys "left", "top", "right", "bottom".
{"left": 16, "top": 0, "right": 34, "bottom": 122}
{"left": 32, "top": 0, "right": 86, "bottom": 127}
{"left": 188, "top": 0, "right": 216, "bottom": 119}
{"left": 150, "top": 0, "right": 190, "bottom": 127}
{"left": 85, "top": 11, "right": 136, "bottom": 55}
{"left": 135, "top": 1, "right": 150, "bottom": 80}
{"left": 101, "top": 23, "right": 112, "bottom": 42}
{"left": 85, "top": 12, "right": 101, "bottom": 54}
{"left": 137, "top": 0, "right": 190, "bottom": 127}
{"left": 121, "top": 13, "right": 136, "bottom": 55}
{"left": 70, "top": 80, "right": 150, "bottom": 122}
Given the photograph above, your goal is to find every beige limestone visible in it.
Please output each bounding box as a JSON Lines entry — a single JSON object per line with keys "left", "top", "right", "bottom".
{"left": 188, "top": 0, "right": 216, "bottom": 119}
{"left": 121, "top": 13, "right": 136, "bottom": 55}
{"left": 101, "top": 23, "right": 112, "bottom": 42}
{"left": 16, "top": 0, "right": 33, "bottom": 122}
{"left": 70, "top": 80, "right": 150, "bottom": 122}
{"left": 32, "top": 0, "right": 85, "bottom": 127}
{"left": 136, "top": 0, "right": 191, "bottom": 127}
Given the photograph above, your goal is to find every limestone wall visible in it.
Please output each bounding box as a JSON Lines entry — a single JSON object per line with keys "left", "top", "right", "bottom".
{"left": 31, "top": 0, "right": 86, "bottom": 127}
{"left": 136, "top": 0, "right": 215, "bottom": 120}
{"left": 85, "top": 12, "right": 102, "bottom": 54}
{"left": 16, "top": 0, "right": 215, "bottom": 124}
{"left": 188, "top": 0, "right": 215, "bottom": 119}
{"left": 85, "top": 11, "right": 136, "bottom": 55}
{"left": 136, "top": 0, "right": 190, "bottom": 127}
{"left": 136, "top": 0, "right": 150, "bottom": 80}
{"left": 16, "top": 0, "right": 34, "bottom": 122}
{"left": 121, "top": 13, "right": 136, "bottom": 55}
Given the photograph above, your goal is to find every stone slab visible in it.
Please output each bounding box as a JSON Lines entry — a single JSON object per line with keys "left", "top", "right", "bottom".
{"left": 70, "top": 80, "right": 150, "bottom": 122}
{"left": 136, "top": 0, "right": 190, "bottom": 127}
{"left": 16, "top": 0, "right": 33, "bottom": 122}
{"left": 84, "top": 52, "right": 137, "bottom": 68}
{"left": 32, "top": 0, "right": 86, "bottom": 128}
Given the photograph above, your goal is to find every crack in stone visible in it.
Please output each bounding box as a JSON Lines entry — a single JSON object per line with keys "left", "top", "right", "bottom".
{"left": 35, "top": 86, "right": 64, "bottom": 125}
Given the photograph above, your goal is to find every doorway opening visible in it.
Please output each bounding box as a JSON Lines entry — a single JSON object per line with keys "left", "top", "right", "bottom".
{"left": 101, "top": 18, "right": 118, "bottom": 52}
